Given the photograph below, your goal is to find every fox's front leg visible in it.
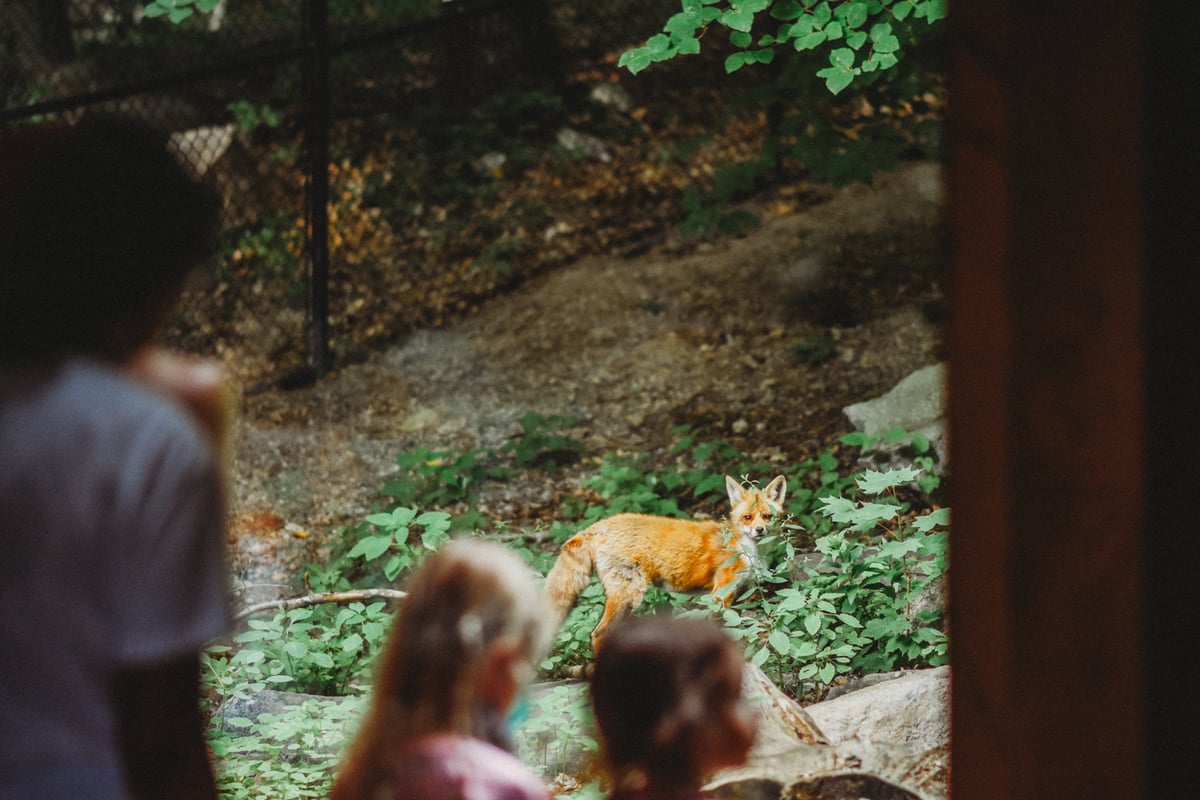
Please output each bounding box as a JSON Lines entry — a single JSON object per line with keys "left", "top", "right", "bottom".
{"left": 711, "top": 553, "right": 750, "bottom": 608}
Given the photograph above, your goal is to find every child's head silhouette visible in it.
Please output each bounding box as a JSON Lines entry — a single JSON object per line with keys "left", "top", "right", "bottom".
{"left": 0, "top": 114, "right": 219, "bottom": 363}
{"left": 591, "top": 615, "right": 757, "bottom": 799}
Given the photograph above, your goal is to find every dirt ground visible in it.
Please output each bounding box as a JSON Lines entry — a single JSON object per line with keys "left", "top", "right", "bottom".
{"left": 223, "top": 160, "right": 946, "bottom": 602}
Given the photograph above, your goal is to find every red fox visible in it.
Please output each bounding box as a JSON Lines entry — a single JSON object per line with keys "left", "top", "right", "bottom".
{"left": 544, "top": 475, "right": 787, "bottom": 652}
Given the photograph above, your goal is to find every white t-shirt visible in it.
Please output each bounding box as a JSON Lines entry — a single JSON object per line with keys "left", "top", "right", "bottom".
{"left": 0, "top": 358, "right": 231, "bottom": 798}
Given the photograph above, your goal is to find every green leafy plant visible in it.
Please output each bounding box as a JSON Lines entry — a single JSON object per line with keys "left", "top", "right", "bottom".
{"left": 380, "top": 447, "right": 507, "bottom": 508}
{"left": 788, "top": 334, "right": 837, "bottom": 365}
{"left": 228, "top": 100, "right": 282, "bottom": 135}
{"left": 620, "top": 0, "right": 947, "bottom": 95}
{"left": 205, "top": 600, "right": 392, "bottom": 698}
{"left": 513, "top": 683, "right": 598, "bottom": 779}
{"left": 841, "top": 427, "right": 942, "bottom": 494}
{"left": 501, "top": 413, "right": 586, "bottom": 472}
{"left": 143, "top": 0, "right": 222, "bottom": 24}
{"left": 208, "top": 695, "right": 364, "bottom": 799}
{"left": 346, "top": 506, "right": 453, "bottom": 581}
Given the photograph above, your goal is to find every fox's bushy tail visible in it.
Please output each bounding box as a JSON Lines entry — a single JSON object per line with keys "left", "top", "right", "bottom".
{"left": 543, "top": 531, "right": 595, "bottom": 628}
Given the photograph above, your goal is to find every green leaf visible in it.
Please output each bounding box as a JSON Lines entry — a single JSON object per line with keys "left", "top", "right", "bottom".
{"left": 873, "top": 33, "right": 901, "bottom": 53}
{"left": 818, "top": 662, "right": 837, "bottom": 684}
{"left": 283, "top": 641, "right": 308, "bottom": 659}
{"left": 308, "top": 651, "right": 335, "bottom": 669}
{"left": 168, "top": 7, "right": 193, "bottom": 22}
{"left": 844, "top": 1, "right": 869, "bottom": 27}
{"left": 846, "top": 29, "right": 868, "bottom": 49}
{"left": 721, "top": 7, "right": 756, "bottom": 32}
{"left": 824, "top": 21, "right": 843, "bottom": 40}
{"left": 725, "top": 52, "right": 751, "bottom": 73}
{"left": 768, "top": 628, "right": 793, "bottom": 655}
{"left": 347, "top": 534, "right": 393, "bottom": 561}
{"left": 893, "top": 1, "right": 914, "bottom": 20}
{"left": 857, "top": 467, "right": 920, "bottom": 493}
{"left": 771, "top": 0, "right": 804, "bottom": 20}
{"left": 828, "top": 46, "right": 856, "bottom": 68}
{"left": 750, "top": 645, "right": 771, "bottom": 667}
{"left": 731, "top": 30, "right": 753, "bottom": 47}
{"left": 873, "top": 52, "right": 898, "bottom": 70}
{"left": 913, "top": 507, "right": 950, "bottom": 532}
{"left": 368, "top": 507, "right": 417, "bottom": 529}
{"left": 778, "top": 590, "right": 809, "bottom": 611}
{"left": 415, "top": 510, "right": 451, "bottom": 528}
{"left": 617, "top": 49, "right": 650, "bottom": 75}
{"left": 644, "top": 33, "right": 672, "bottom": 56}
{"left": 804, "top": 613, "right": 823, "bottom": 635}
{"left": 794, "top": 30, "right": 827, "bottom": 50}
{"left": 788, "top": 15, "right": 816, "bottom": 35}
{"left": 666, "top": 9, "right": 705, "bottom": 36}
{"left": 869, "top": 21, "right": 893, "bottom": 40}
{"left": 917, "top": 0, "right": 948, "bottom": 23}
{"left": 877, "top": 538, "right": 924, "bottom": 559}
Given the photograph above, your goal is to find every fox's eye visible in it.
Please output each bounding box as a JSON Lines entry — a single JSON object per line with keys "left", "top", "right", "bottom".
{"left": 742, "top": 514, "right": 753, "bottom": 523}
{"left": 762, "top": 514, "right": 772, "bottom": 522}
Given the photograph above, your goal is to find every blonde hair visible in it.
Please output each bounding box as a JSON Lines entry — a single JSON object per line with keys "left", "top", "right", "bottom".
{"left": 331, "top": 538, "right": 554, "bottom": 800}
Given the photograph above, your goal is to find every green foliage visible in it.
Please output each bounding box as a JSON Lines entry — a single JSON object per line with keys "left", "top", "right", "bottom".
{"left": 501, "top": 413, "right": 586, "bottom": 472}
{"left": 347, "top": 507, "right": 453, "bottom": 581}
{"left": 679, "top": 159, "right": 769, "bottom": 236}
{"left": 208, "top": 696, "right": 364, "bottom": 799}
{"left": 214, "top": 212, "right": 307, "bottom": 307}
{"left": 620, "top": 0, "right": 946, "bottom": 96}
{"left": 840, "top": 427, "right": 941, "bottom": 493}
{"left": 143, "top": 0, "right": 221, "bottom": 24}
{"left": 204, "top": 601, "right": 392, "bottom": 697}
{"left": 788, "top": 334, "right": 836, "bottom": 365}
{"left": 380, "top": 447, "right": 508, "bottom": 509}
{"left": 228, "top": 101, "right": 282, "bottom": 135}
{"left": 513, "top": 683, "right": 598, "bottom": 778}
{"left": 542, "top": 581, "right": 607, "bottom": 672}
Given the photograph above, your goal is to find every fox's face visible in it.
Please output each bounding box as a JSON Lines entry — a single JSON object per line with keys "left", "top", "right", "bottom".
{"left": 725, "top": 475, "right": 787, "bottom": 540}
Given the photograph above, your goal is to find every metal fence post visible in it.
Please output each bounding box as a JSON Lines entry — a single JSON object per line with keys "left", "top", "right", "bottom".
{"left": 303, "top": 0, "right": 331, "bottom": 378}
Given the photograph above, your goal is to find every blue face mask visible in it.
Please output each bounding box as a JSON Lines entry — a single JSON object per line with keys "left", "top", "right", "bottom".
{"left": 505, "top": 690, "right": 532, "bottom": 736}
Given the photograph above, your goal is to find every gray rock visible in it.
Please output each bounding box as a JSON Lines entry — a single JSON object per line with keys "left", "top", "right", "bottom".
{"left": 806, "top": 667, "right": 949, "bottom": 752}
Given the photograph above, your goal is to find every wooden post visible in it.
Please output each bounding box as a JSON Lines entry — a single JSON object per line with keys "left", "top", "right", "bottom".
{"left": 948, "top": 4, "right": 1149, "bottom": 796}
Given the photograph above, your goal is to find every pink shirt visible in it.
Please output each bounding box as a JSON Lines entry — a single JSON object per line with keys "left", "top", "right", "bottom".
{"left": 384, "top": 734, "right": 549, "bottom": 800}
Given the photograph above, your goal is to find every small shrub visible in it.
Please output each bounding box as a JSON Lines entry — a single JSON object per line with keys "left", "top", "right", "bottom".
{"left": 501, "top": 412, "right": 586, "bottom": 472}
{"left": 380, "top": 447, "right": 507, "bottom": 509}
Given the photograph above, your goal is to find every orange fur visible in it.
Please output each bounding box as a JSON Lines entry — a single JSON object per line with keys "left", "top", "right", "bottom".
{"left": 544, "top": 475, "right": 787, "bottom": 652}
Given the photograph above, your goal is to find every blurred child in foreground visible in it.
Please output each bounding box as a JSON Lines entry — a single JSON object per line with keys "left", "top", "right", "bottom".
{"left": 0, "top": 114, "right": 233, "bottom": 799}
{"left": 331, "top": 539, "right": 556, "bottom": 800}
{"left": 590, "top": 616, "right": 757, "bottom": 800}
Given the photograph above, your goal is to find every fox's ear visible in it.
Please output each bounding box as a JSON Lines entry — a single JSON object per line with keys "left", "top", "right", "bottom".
{"left": 764, "top": 475, "right": 787, "bottom": 507}
{"left": 725, "top": 475, "right": 746, "bottom": 505}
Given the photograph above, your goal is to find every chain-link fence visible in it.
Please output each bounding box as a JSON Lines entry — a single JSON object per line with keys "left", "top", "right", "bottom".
{"left": 2, "top": 0, "right": 680, "bottom": 389}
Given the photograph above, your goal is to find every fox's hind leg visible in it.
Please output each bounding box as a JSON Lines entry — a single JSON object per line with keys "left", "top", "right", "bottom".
{"left": 591, "top": 563, "right": 648, "bottom": 652}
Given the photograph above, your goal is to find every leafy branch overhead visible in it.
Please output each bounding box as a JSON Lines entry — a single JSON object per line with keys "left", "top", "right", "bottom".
{"left": 619, "top": 0, "right": 947, "bottom": 94}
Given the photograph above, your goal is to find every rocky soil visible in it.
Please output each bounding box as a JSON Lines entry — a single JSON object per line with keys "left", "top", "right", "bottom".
{"left": 221, "top": 160, "right": 946, "bottom": 604}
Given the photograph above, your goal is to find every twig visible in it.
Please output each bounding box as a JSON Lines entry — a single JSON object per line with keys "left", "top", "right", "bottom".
{"left": 234, "top": 588, "right": 407, "bottom": 622}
